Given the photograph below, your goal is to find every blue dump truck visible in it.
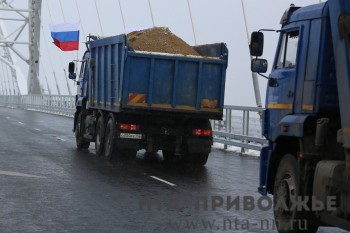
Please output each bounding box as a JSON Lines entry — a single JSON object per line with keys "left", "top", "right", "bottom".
{"left": 250, "top": 0, "right": 350, "bottom": 232}
{"left": 68, "top": 33, "right": 228, "bottom": 165}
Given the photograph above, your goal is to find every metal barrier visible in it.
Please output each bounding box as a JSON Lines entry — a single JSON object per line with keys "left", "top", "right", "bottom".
{"left": 0, "top": 95, "right": 267, "bottom": 153}
{"left": 211, "top": 105, "right": 267, "bottom": 152}
{"left": 0, "top": 95, "right": 75, "bottom": 117}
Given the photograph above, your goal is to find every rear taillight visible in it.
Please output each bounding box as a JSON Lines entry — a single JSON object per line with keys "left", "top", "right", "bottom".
{"left": 192, "top": 129, "right": 212, "bottom": 137}
{"left": 119, "top": 123, "right": 140, "bottom": 131}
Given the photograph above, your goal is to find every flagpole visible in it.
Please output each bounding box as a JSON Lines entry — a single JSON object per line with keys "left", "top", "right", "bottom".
{"left": 76, "top": 50, "right": 78, "bottom": 70}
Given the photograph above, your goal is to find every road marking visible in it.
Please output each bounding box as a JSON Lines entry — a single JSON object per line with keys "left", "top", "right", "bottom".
{"left": 0, "top": 170, "right": 45, "bottom": 179}
{"left": 150, "top": 176, "right": 176, "bottom": 187}
{"left": 33, "top": 128, "right": 41, "bottom": 131}
{"left": 18, "top": 122, "right": 24, "bottom": 125}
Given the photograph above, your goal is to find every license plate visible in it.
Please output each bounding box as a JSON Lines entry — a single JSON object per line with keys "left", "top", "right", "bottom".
{"left": 119, "top": 133, "right": 142, "bottom": 139}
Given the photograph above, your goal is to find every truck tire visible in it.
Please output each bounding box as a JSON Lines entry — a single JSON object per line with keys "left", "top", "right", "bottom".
{"left": 118, "top": 149, "right": 137, "bottom": 162}
{"left": 273, "top": 154, "right": 318, "bottom": 233}
{"left": 180, "top": 153, "right": 209, "bottom": 166}
{"left": 162, "top": 150, "right": 176, "bottom": 164}
{"left": 95, "top": 116, "right": 105, "bottom": 156}
{"left": 104, "top": 118, "right": 116, "bottom": 161}
{"left": 75, "top": 112, "right": 90, "bottom": 150}
{"left": 184, "top": 118, "right": 211, "bottom": 166}
{"left": 193, "top": 153, "right": 209, "bottom": 166}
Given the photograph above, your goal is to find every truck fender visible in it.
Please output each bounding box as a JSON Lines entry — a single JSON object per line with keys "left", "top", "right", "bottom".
{"left": 76, "top": 97, "right": 86, "bottom": 108}
{"left": 258, "top": 143, "right": 273, "bottom": 196}
{"left": 73, "top": 110, "right": 79, "bottom": 132}
{"left": 271, "top": 114, "right": 312, "bottom": 142}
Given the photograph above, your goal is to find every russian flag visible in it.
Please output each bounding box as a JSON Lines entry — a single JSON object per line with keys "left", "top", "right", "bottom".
{"left": 49, "top": 22, "right": 80, "bottom": 51}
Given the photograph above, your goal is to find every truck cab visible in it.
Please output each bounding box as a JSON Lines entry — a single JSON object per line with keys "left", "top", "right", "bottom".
{"left": 251, "top": 1, "right": 350, "bottom": 232}
{"left": 263, "top": 3, "right": 339, "bottom": 142}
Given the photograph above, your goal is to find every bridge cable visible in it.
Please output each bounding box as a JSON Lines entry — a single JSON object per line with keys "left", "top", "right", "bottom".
{"left": 94, "top": 0, "right": 104, "bottom": 36}
{"left": 58, "top": 0, "right": 66, "bottom": 22}
{"left": 57, "top": 0, "right": 74, "bottom": 95}
{"left": 0, "top": 63, "right": 4, "bottom": 94}
{"left": 5, "top": 63, "right": 16, "bottom": 95}
{"left": 45, "top": 0, "right": 72, "bottom": 95}
{"left": 0, "top": 44, "right": 17, "bottom": 94}
{"left": 41, "top": 61, "right": 50, "bottom": 94}
{"left": 147, "top": 0, "right": 155, "bottom": 27}
{"left": 53, "top": 71, "right": 61, "bottom": 95}
{"left": 0, "top": 49, "right": 6, "bottom": 95}
{"left": 240, "top": 0, "right": 262, "bottom": 109}
{"left": 0, "top": 78, "right": 3, "bottom": 95}
{"left": 0, "top": 73, "right": 2, "bottom": 94}
{"left": 41, "top": 24, "right": 61, "bottom": 95}
{"left": 74, "top": 0, "right": 86, "bottom": 39}
{"left": 39, "top": 41, "right": 51, "bottom": 95}
{"left": 0, "top": 62, "right": 9, "bottom": 95}
{"left": 1, "top": 62, "right": 7, "bottom": 94}
{"left": 4, "top": 63, "right": 12, "bottom": 95}
{"left": 117, "top": 0, "right": 126, "bottom": 32}
{"left": 44, "top": 75, "right": 52, "bottom": 95}
{"left": 58, "top": 0, "right": 77, "bottom": 63}
{"left": 186, "top": 0, "right": 197, "bottom": 45}
{"left": 0, "top": 59, "right": 4, "bottom": 95}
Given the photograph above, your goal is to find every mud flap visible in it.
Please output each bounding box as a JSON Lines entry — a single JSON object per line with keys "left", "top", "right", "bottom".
{"left": 73, "top": 111, "right": 79, "bottom": 132}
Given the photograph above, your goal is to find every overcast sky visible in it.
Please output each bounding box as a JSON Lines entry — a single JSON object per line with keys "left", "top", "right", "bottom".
{"left": 1, "top": 0, "right": 323, "bottom": 106}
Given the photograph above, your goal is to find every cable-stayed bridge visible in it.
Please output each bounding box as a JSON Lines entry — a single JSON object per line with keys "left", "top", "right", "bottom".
{"left": 0, "top": 0, "right": 274, "bottom": 151}
{"left": 0, "top": 0, "right": 266, "bottom": 100}
{"left": 0, "top": 2, "right": 347, "bottom": 233}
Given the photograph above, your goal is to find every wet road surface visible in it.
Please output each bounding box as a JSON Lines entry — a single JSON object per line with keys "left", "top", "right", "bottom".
{"left": 0, "top": 107, "right": 347, "bottom": 233}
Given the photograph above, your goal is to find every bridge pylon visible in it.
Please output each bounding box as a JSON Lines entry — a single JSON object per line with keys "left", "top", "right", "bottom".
{"left": 0, "top": 0, "right": 42, "bottom": 95}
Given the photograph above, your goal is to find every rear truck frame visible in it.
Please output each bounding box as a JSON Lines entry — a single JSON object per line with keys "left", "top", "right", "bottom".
{"left": 69, "top": 34, "right": 228, "bottom": 165}
{"left": 250, "top": 1, "right": 350, "bottom": 232}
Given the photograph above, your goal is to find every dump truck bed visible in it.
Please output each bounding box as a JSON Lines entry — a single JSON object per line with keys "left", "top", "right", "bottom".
{"left": 87, "top": 35, "right": 228, "bottom": 119}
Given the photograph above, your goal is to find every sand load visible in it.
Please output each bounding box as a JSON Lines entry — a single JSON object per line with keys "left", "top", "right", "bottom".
{"left": 127, "top": 27, "right": 200, "bottom": 56}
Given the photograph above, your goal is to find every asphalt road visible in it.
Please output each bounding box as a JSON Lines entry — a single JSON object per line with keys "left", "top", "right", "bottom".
{"left": 0, "top": 107, "right": 347, "bottom": 233}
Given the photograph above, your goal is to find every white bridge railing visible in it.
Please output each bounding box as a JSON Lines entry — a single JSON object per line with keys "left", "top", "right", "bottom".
{"left": 0, "top": 95, "right": 267, "bottom": 153}
{"left": 0, "top": 95, "right": 75, "bottom": 117}
{"left": 211, "top": 106, "right": 266, "bottom": 152}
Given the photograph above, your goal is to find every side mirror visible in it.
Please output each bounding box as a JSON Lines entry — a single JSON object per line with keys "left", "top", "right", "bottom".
{"left": 68, "top": 62, "right": 75, "bottom": 74}
{"left": 251, "top": 59, "right": 268, "bottom": 73}
{"left": 249, "top": 32, "right": 264, "bottom": 56}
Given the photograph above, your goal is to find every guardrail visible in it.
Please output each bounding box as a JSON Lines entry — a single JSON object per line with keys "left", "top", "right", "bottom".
{"left": 0, "top": 95, "right": 267, "bottom": 153}
{"left": 212, "top": 106, "right": 266, "bottom": 152}
{"left": 0, "top": 95, "right": 75, "bottom": 117}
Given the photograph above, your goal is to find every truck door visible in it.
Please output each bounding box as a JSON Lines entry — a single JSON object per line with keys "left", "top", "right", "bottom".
{"left": 266, "top": 29, "right": 300, "bottom": 140}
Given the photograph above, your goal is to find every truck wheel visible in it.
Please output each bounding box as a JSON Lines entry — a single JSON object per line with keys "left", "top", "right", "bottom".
{"left": 76, "top": 112, "right": 90, "bottom": 150}
{"left": 119, "top": 149, "right": 137, "bottom": 162}
{"left": 273, "top": 154, "right": 318, "bottom": 233}
{"left": 95, "top": 116, "right": 105, "bottom": 156}
{"left": 104, "top": 118, "right": 116, "bottom": 161}
{"left": 193, "top": 153, "right": 209, "bottom": 166}
{"left": 162, "top": 150, "right": 177, "bottom": 164}
{"left": 181, "top": 153, "right": 209, "bottom": 166}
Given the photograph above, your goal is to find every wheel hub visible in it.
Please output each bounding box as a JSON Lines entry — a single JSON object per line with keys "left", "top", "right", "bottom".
{"left": 276, "top": 176, "right": 296, "bottom": 216}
